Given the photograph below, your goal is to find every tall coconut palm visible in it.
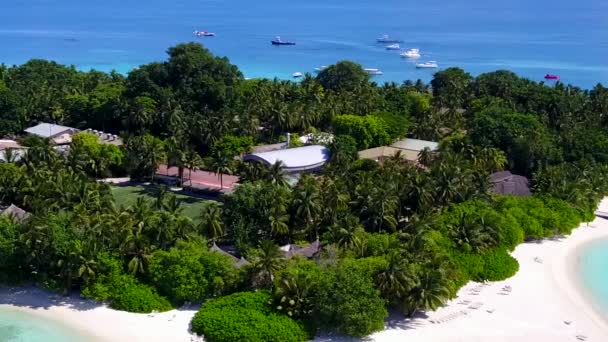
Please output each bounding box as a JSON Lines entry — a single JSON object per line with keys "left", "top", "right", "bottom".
{"left": 267, "top": 161, "right": 288, "bottom": 187}
{"left": 209, "top": 151, "right": 233, "bottom": 189}
{"left": 250, "top": 240, "right": 284, "bottom": 288}
{"left": 183, "top": 149, "right": 203, "bottom": 188}
{"left": 199, "top": 202, "right": 224, "bottom": 242}
{"left": 376, "top": 252, "right": 419, "bottom": 302}
{"left": 292, "top": 175, "right": 322, "bottom": 238}
{"left": 403, "top": 269, "right": 450, "bottom": 317}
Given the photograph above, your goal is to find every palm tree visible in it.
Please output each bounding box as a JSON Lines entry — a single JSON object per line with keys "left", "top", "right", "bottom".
{"left": 403, "top": 269, "right": 450, "bottom": 317}
{"left": 376, "top": 252, "right": 419, "bottom": 303}
{"left": 250, "top": 240, "right": 284, "bottom": 288}
{"left": 267, "top": 161, "right": 288, "bottom": 187}
{"left": 165, "top": 138, "right": 186, "bottom": 186}
{"left": 292, "top": 175, "right": 322, "bottom": 238}
{"left": 183, "top": 149, "right": 203, "bottom": 188}
{"left": 274, "top": 271, "right": 316, "bottom": 319}
{"left": 2, "top": 148, "right": 18, "bottom": 163}
{"left": 199, "top": 202, "right": 224, "bottom": 242}
{"left": 209, "top": 151, "right": 233, "bottom": 189}
{"left": 417, "top": 147, "right": 435, "bottom": 167}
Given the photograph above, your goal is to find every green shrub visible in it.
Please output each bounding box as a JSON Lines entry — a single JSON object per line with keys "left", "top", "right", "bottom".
{"left": 82, "top": 254, "right": 172, "bottom": 313}
{"left": 316, "top": 263, "right": 387, "bottom": 337}
{"left": 148, "top": 242, "right": 242, "bottom": 305}
{"left": 477, "top": 248, "right": 519, "bottom": 281}
{"left": 191, "top": 291, "right": 309, "bottom": 342}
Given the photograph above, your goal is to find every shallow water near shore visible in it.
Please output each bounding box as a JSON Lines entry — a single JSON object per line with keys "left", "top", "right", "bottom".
{"left": 578, "top": 238, "right": 608, "bottom": 319}
{"left": 1, "top": 0, "right": 607, "bottom": 87}
{"left": 0, "top": 307, "right": 89, "bottom": 342}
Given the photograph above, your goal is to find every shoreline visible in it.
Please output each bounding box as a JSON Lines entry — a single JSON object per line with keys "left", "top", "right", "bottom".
{"left": 2, "top": 218, "right": 608, "bottom": 341}
{"left": 0, "top": 287, "right": 200, "bottom": 342}
{"left": 365, "top": 216, "right": 608, "bottom": 342}
{"left": 564, "top": 230, "right": 608, "bottom": 332}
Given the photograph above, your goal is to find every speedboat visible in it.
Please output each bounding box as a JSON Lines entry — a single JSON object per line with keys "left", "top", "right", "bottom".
{"left": 271, "top": 36, "right": 296, "bottom": 45}
{"left": 544, "top": 74, "right": 559, "bottom": 80}
{"left": 415, "top": 61, "right": 438, "bottom": 69}
{"left": 314, "top": 65, "right": 328, "bottom": 73}
{"left": 400, "top": 48, "right": 421, "bottom": 58}
{"left": 292, "top": 72, "right": 303, "bottom": 78}
{"left": 193, "top": 30, "right": 215, "bottom": 37}
{"left": 364, "top": 68, "right": 384, "bottom": 75}
{"left": 386, "top": 43, "right": 400, "bottom": 50}
{"left": 376, "top": 34, "right": 402, "bottom": 43}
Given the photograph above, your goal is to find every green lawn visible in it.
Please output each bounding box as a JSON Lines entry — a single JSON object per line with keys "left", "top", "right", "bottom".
{"left": 111, "top": 185, "right": 209, "bottom": 222}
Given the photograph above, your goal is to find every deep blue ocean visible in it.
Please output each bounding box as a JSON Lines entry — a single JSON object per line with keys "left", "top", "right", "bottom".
{"left": 1, "top": 0, "right": 607, "bottom": 88}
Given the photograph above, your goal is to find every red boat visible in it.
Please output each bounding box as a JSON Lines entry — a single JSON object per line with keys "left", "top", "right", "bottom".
{"left": 544, "top": 74, "right": 559, "bottom": 80}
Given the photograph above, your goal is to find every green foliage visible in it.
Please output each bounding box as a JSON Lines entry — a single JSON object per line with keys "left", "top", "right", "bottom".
{"left": 371, "top": 111, "right": 413, "bottom": 140}
{"left": 316, "top": 262, "right": 387, "bottom": 337}
{"left": 148, "top": 241, "right": 241, "bottom": 305}
{"left": 69, "top": 132, "right": 124, "bottom": 177}
{"left": 316, "top": 61, "right": 369, "bottom": 92}
{"left": 332, "top": 114, "right": 391, "bottom": 149}
{"left": 212, "top": 135, "right": 254, "bottom": 157}
{"left": 124, "top": 134, "right": 165, "bottom": 180}
{"left": 83, "top": 254, "right": 172, "bottom": 313}
{"left": 191, "top": 291, "right": 309, "bottom": 342}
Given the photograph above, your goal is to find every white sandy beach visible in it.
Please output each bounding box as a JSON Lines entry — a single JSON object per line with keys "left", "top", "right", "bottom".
{"left": 368, "top": 209, "right": 608, "bottom": 342}
{"left": 2, "top": 204, "right": 608, "bottom": 342}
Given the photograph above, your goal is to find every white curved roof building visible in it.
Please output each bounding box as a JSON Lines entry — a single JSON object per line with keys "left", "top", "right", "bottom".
{"left": 243, "top": 145, "right": 330, "bottom": 173}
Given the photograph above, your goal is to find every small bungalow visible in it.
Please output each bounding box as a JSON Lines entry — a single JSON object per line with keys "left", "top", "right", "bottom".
{"left": 490, "top": 171, "right": 531, "bottom": 196}
{"left": 279, "top": 240, "right": 321, "bottom": 259}
{"left": 210, "top": 243, "right": 250, "bottom": 268}
{"left": 0, "top": 204, "right": 30, "bottom": 222}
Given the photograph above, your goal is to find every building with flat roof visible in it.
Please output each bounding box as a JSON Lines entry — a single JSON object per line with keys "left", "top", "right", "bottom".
{"left": 358, "top": 138, "right": 439, "bottom": 164}
{"left": 243, "top": 145, "right": 330, "bottom": 173}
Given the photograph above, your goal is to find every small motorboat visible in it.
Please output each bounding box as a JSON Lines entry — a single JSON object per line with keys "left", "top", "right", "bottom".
{"left": 314, "top": 65, "right": 328, "bottom": 73}
{"left": 415, "top": 61, "right": 438, "bottom": 69}
{"left": 376, "top": 34, "right": 402, "bottom": 43}
{"left": 292, "top": 72, "right": 303, "bottom": 78}
{"left": 386, "top": 43, "right": 400, "bottom": 50}
{"left": 400, "top": 48, "right": 421, "bottom": 58}
{"left": 193, "top": 30, "right": 215, "bottom": 37}
{"left": 544, "top": 74, "right": 559, "bottom": 80}
{"left": 271, "top": 36, "right": 296, "bottom": 45}
{"left": 364, "top": 68, "right": 384, "bottom": 75}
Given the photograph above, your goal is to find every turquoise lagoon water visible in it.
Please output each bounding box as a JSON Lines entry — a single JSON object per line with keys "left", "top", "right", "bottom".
{"left": 579, "top": 239, "right": 608, "bottom": 318}
{"left": 1, "top": 0, "right": 607, "bottom": 87}
{"left": 0, "top": 307, "right": 89, "bottom": 342}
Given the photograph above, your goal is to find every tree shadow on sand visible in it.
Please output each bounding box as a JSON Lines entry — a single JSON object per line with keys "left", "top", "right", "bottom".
{"left": 0, "top": 286, "right": 102, "bottom": 312}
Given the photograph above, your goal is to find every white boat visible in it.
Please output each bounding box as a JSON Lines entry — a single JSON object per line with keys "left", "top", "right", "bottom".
{"left": 314, "top": 65, "right": 328, "bottom": 73}
{"left": 193, "top": 30, "right": 215, "bottom": 37}
{"left": 364, "top": 68, "right": 384, "bottom": 75}
{"left": 376, "top": 34, "right": 402, "bottom": 43}
{"left": 415, "top": 61, "right": 438, "bottom": 69}
{"left": 400, "top": 48, "right": 421, "bottom": 58}
{"left": 292, "top": 72, "right": 303, "bottom": 78}
{"left": 386, "top": 43, "right": 400, "bottom": 50}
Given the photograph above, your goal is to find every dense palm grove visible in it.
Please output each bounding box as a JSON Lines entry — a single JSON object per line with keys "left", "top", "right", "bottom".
{"left": 1, "top": 43, "right": 608, "bottom": 340}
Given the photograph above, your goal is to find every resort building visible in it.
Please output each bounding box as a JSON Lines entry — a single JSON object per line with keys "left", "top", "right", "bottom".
{"left": 0, "top": 204, "right": 30, "bottom": 222}
{"left": 243, "top": 145, "right": 331, "bottom": 173}
{"left": 489, "top": 171, "right": 531, "bottom": 196}
{"left": 24, "top": 123, "right": 79, "bottom": 145}
{"left": 210, "top": 243, "right": 250, "bottom": 268}
{"left": 24, "top": 123, "right": 122, "bottom": 146}
{"left": 0, "top": 140, "right": 27, "bottom": 162}
{"left": 358, "top": 138, "right": 439, "bottom": 164}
